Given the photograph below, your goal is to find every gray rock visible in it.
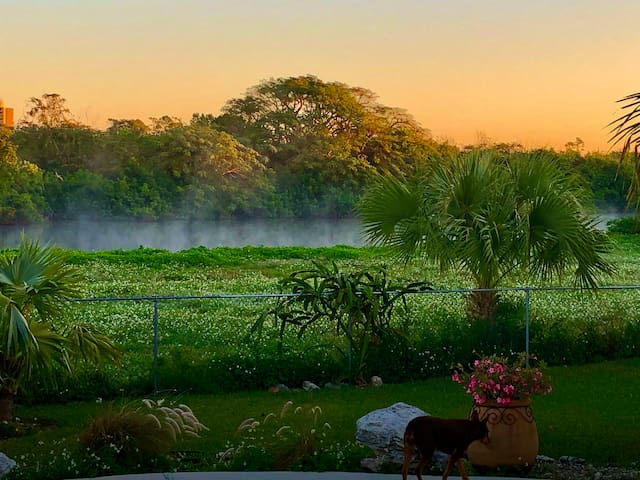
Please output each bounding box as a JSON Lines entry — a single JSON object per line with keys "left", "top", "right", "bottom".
{"left": 355, "top": 402, "right": 448, "bottom": 471}
{"left": 324, "top": 382, "right": 344, "bottom": 389}
{"left": 560, "top": 456, "right": 586, "bottom": 465}
{"left": 0, "top": 452, "right": 16, "bottom": 478}
{"left": 302, "top": 381, "right": 320, "bottom": 391}
{"left": 536, "top": 454, "right": 556, "bottom": 464}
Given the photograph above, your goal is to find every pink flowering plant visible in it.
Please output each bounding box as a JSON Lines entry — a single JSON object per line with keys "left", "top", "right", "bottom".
{"left": 452, "top": 353, "right": 552, "bottom": 405}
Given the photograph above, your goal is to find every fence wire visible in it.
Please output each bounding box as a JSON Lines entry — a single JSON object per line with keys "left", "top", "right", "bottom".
{"left": 68, "top": 285, "right": 640, "bottom": 394}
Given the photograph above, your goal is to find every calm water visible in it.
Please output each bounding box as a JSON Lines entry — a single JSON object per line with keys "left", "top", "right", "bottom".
{"left": 0, "top": 218, "right": 366, "bottom": 251}
{"left": 0, "top": 213, "right": 621, "bottom": 252}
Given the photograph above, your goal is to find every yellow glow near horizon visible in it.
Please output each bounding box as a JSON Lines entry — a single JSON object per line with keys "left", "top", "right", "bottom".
{"left": 2, "top": 0, "right": 639, "bottom": 151}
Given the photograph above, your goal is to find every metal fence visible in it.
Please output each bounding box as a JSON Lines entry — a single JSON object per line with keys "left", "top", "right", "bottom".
{"left": 70, "top": 285, "right": 640, "bottom": 394}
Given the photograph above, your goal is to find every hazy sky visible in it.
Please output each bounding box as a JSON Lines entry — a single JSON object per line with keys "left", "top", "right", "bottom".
{"left": 2, "top": 0, "right": 639, "bottom": 151}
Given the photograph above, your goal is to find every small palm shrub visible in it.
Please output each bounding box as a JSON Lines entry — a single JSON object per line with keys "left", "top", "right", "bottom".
{"left": 80, "top": 399, "right": 208, "bottom": 467}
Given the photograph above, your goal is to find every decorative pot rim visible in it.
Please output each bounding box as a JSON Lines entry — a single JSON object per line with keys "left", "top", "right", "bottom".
{"left": 473, "top": 397, "right": 532, "bottom": 408}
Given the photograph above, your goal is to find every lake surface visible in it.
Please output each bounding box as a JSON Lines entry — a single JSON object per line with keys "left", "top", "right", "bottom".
{"left": 0, "top": 213, "right": 622, "bottom": 252}
{"left": 0, "top": 218, "right": 366, "bottom": 251}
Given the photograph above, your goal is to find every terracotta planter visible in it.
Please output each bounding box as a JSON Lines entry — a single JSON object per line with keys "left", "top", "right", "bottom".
{"left": 466, "top": 398, "right": 538, "bottom": 469}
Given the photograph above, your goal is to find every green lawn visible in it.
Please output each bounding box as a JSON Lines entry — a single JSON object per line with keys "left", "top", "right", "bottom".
{"left": 2, "top": 358, "right": 639, "bottom": 478}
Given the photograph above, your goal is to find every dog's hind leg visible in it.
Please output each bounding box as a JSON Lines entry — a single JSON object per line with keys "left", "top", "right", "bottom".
{"left": 415, "top": 457, "right": 428, "bottom": 480}
{"left": 415, "top": 448, "right": 433, "bottom": 480}
{"left": 401, "top": 441, "right": 415, "bottom": 480}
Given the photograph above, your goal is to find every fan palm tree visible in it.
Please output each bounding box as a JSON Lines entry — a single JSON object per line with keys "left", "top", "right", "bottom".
{"left": 0, "top": 237, "right": 121, "bottom": 420}
{"left": 358, "top": 150, "right": 614, "bottom": 321}
{"left": 608, "top": 92, "right": 640, "bottom": 210}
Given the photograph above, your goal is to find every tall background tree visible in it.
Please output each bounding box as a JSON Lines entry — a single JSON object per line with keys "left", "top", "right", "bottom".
{"left": 19, "top": 93, "right": 81, "bottom": 128}
{"left": 197, "top": 75, "right": 441, "bottom": 216}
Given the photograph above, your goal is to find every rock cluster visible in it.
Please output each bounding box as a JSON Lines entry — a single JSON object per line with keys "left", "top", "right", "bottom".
{"left": 268, "top": 376, "right": 381, "bottom": 393}
{"left": 531, "top": 456, "right": 640, "bottom": 480}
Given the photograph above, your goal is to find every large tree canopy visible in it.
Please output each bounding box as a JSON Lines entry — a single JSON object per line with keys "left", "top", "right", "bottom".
{"left": 358, "top": 150, "right": 614, "bottom": 320}
{"left": 200, "top": 75, "right": 439, "bottom": 178}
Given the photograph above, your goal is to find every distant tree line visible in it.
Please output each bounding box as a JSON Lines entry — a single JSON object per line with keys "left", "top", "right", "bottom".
{"left": 0, "top": 77, "right": 633, "bottom": 224}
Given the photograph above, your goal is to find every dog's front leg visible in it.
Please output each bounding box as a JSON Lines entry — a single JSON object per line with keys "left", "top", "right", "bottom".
{"left": 441, "top": 453, "right": 456, "bottom": 480}
{"left": 455, "top": 457, "right": 470, "bottom": 480}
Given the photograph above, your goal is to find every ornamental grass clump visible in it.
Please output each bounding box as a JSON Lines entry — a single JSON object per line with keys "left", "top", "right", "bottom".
{"left": 80, "top": 399, "right": 208, "bottom": 466}
{"left": 452, "top": 353, "right": 552, "bottom": 405}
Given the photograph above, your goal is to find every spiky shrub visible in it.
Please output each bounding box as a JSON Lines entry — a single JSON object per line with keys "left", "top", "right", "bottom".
{"left": 80, "top": 399, "right": 208, "bottom": 466}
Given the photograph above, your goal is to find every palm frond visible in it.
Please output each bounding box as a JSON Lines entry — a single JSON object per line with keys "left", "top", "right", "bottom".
{"left": 0, "top": 236, "right": 81, "bottom": 321}
{"left": 608, "top": 92, "right": 640, "bottom": 212}
{"left": 0, "top": 293, "right": 37, "bottom": 356}
{"left": 65, "top": 324, "right": 122, "bottom": 365}
{"left": 608, "top": 92, "right": 640, "bottom": 158}
{"left": 357, "top": 174, "right": 430, "bottom": 260}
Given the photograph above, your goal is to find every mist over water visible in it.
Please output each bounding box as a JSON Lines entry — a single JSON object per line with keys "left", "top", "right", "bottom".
{"left": 0, "top": 218, "right": 366, "bottom": 251}
{"left": 0, "top": 212, "right": 621, "bottom": 252}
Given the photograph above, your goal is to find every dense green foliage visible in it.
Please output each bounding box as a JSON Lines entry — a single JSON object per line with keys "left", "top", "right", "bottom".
{"left": 607, "top": 215, "right": 640, "bottom": 234}
{"left": 1, "top": 78, "right": 633, "bottom": 224}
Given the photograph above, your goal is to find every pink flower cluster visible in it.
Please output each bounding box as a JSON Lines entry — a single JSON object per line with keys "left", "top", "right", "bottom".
{"left": 452, "top": 354, "right": 552, "bottom": 405}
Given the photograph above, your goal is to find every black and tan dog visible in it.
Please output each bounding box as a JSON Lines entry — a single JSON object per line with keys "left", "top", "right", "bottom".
{"left": 401, "top": 411, "right": 489, "bottom": 480}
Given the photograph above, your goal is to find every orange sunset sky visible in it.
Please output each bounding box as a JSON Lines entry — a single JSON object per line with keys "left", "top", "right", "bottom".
{"left": 2, "top": 0, "right": 639, "bottom": 152}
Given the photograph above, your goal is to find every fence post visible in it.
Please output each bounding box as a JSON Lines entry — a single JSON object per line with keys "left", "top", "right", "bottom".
{"left": 347, "top": 312, "right": 353, "bottom": 382}
{"left": 152, "top": 297, "right": 159, "bottom": 395}
{"left": 524, "top": 288, "right": 530, "bottom": 367}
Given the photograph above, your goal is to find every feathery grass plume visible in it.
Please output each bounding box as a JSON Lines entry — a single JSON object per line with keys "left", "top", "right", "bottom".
{"left": 280, "top": 400, "right": 293, "bottom": 417}
{"left": 230, "top": 400, "right": 331, "bottom": 470}
{"left": 80, "top": 398, "right": 208, "bottom": 467}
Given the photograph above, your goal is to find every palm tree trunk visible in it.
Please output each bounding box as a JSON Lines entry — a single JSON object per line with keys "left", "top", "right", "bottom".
{"left": 0, "top": 388, "right": 16, "bottom": 421}
{"left": 467, "top": 289, "right": 498, "bottom": 322}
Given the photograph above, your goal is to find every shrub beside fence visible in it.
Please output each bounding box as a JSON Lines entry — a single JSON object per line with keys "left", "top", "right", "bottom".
{"left": 23, "top": 285, "right": 640, "bottom": 403}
